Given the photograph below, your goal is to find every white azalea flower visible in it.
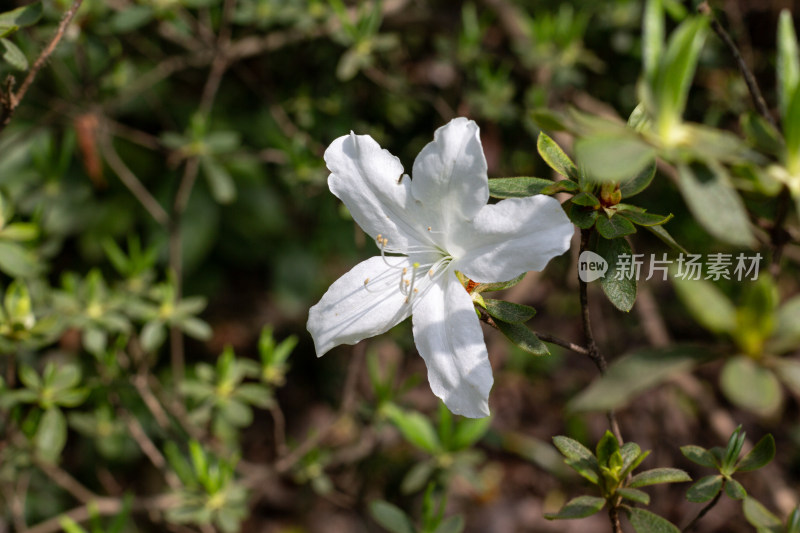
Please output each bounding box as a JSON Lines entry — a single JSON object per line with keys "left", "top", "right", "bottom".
{"left": 307, "top": 117, "right": 574, "bottom": 418}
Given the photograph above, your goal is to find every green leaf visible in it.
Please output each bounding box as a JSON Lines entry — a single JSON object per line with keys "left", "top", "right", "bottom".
{"left": 736, "top": 434, "right": 776, "bottom": 472}
{"left": 488, "top": 177, "right": 566, "bottom": 198}
{"left": 452, "top": 416, "right": 492, "bottom": 450}
{"left": 552, "top": 436, "right": 600, "bottom": 484}
{"left": 35, "top": 408, "right": 67, "bottom": 463}
{"left": 686, "top": 475, "right": 723, "bottom": 503}
{"left": 19, "top": 364, "right": 40, "bottom": 390}
{"left": 572, "top": 192, "right": 600, "bottom": 207}
{"left": 677, "top": 163, "right": 755, "bottom": 247}
{"left": 644, "top": 224, "right": 687, "bottom": 254}
{"left": 626, "top": 507, "right": 681, "bottom": 533}
{"left": 575, "top": 134, "right": 655, "bottom": 182}
{"left": 109, "top": 5, "right": 154, "bottom": 33}
{"left": 629, "top": 467, "right": 691, "bottom": 488}
{"left": 470, "top": 273, "right": 526, "bottom": 293}
{"left": 672, "top": 276, "right": 736, "bottom": 335}
{"left": 483, "top": 299, "right": 536, "bottom": 324}
{"left": 720, "top": 356, "right": 783, "bottom": 416}
{"left": 743, "top": 497, "right": 783, "bottom": 532}
{"left": 725, "top": 478, "right": 747, "bottom": 500}
{"left": 400, "top": 460, "right": 434, "bottom": 494}
{"left": 1, "top": 37, "right": 27, "bottom": 70}
{"left": 538, "top": 132, "right": 578, "bottom": 180}
{"left": 621, "top": 442, "right": 647, "bottom": 476}
{"left": 178, "top": 316, "right": 213, "bottom": 340}
{"left": 58, "top": 517, "right": 87, "bottom": 533}
{"left": 369, "top": 500, "right": 415, "bottom": 533}
{"left": 596, "top": 236, "right": 637, "bottom": 312}
{"left": 0, "top": 240, "right": 40, "bottom": 277}
{"left": 618, "top": 487, "right": 650, "bottom": 505}
{"left": 383, "top": 404, "right": 441, "bottom": 454}
{"left": 201, "top": 156, "right": 236, "bottom": 204}
{"left": 620, "top": 160, "right": 658, "bottom": 198}
{"left": 653, "top": 17, "right": 708, "bottom": 137}
{"left": 544, "top": 495, "right": 605, "bottom": 520}
{"left": 740, "top": 113, "right": 783, "bottom": 156}
{"left": 494, "top": 320, "right": 549, "bottom": 356}
{"left": 778, "top": 10, "right": 800, "bottom": 120}
{"left": 596, "top": 215, "right": 637, "bottom": 239}
{"left": 567, "top": 203, "right": 598, "bottom": 229}
{"left": 617, "top": 209, "right": 673, "bottom": 227}
{"left": 569, "top": 346, "right": 708, "bottom": 412}
{"left": 771, "top": 295, "right": 800, "bottom": 353}
{"left": 642, "top": 0, "right": 664, "bottom": 83}
{"left": 432, "top": 515, "right": 464, "bottom": 533}
{"left": 596, "top": 430, "right": 619, "bottom": 467}
{"left": 0, "top": 2, "right": 42, "bottom": 28}
{"left": 140, "top": 320, "right": 166, "bottom": 353}
{"left": 680, "top": 445, "right": 718, "bottom": 468}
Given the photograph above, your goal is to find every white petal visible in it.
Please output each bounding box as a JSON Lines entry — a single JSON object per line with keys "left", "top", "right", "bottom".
{"left": 410, "top": 118, "right": 489, "bottom": 239}
{"left": 326, "top": 133, "right": 426, "bottom": 251}
{"left": 411, "top": 270, "right": 493, "bottom": 418}
{"left": 307, "top": 256, "right": 413, "bottom": 356}
{"left": 455, "top": 195, "right": 574, "bottom": 282}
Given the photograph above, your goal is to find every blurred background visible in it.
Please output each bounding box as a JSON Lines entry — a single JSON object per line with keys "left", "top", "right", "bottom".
{"left": 0, "top": 0, "right": 798, "bottom": 531}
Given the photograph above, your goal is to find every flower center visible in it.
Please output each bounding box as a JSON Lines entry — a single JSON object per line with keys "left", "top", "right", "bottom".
{"left": 364, "top": 233, "right": 453, "bottom": 305}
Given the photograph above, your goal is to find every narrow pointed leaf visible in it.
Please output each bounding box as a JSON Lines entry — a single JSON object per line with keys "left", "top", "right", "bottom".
{"left": 645, "top": 224, "right": 687, "bottom": 253}
{"left": 626, "top": 507, "right": 681, "bottom": 533}
{"left": 677, "top": 163, "right": 755, "bottom": 247}
{"left": 383, "top": 404, "right": 440, "bottom": 454}
{"left": 544, "top": 495, "right": 605, "bottom": 520}
{"left": 618, "top": 487, "right": 650, "bottom": 505}
{"left": 0, "top": 2, "right": 42, "bottom": 28}
{"left": 596, "top": 214, "right": 637, "bottom": 239}
{"left": 620, "top": 159, "right": 657, "bottom": 198}
{"left": 643, "top": 0, "right": 664, "bottom": 83}
{"left": 778, "top": 10, "right": 800, "bottom": 119}
{"left": 725, "top": 478, "right": 747, "bottom": 500}
{"left": 369, "top": 501, "right": 415, "bottom": 533}
{"left": 680, "top": 445, "right": 718, "bottom": 468}
{"left": 483, "top": 299, "right": 536, "bottom": 324}
{"left": 618, "top": 210, "right": 673, "bottom": 227}
{"left": 736, "top": 434, "right": 776, "bottom": 472}
{"left": 596, "top": 236, "right": 637, "bottom": 312}
{"left": 1, "top": 37, "right": 27, "bottom": 71}
{"left": 743, "top": 497, "right": 783, "bottom": 531}
{"left": 672, "top": 276, "right": 736, "bottom": 335}
{"left": 488, "top": 177, "right": 571, "bottom": 198}
{"left": 686, "top": 475, "right": 723, "bottom": 503}
{"left": 538, "top": 132, "right": 578, "bottom": 180}
{"left": 575, "top": 134, "right": 655, "bottom": 182}
{"left": 552, "top": 436, "right": 600, "bottom": 484}
{"left": 494, "top": 320, "right": 549, "bottom": 356}
{"left": 569, "top": 346, "right": 708, "bottom": 412}
{"left": 629, "top": 467, "right": 691, "bottom": 488}
{"left": 720, "top": 356, "right": 783, "bottom": 416}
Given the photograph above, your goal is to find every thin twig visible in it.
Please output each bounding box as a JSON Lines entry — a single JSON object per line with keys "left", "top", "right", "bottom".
{"left": 270, "top": 403, "right": 288, "bottom": 458}
{"left": 274, "top": 342, "right": 365, "bottom": 473}
{"left": 121, "top": 411, "right": 182, "bottom": 489}
{"left": 99, "top": 127, "right": 170, "bottom": 226}
{"left": 579, "top": 229, "right": 623, "bottom": 446}
{"left": 698, "top": 2, "right": 775, "bottom": 129}
{"left": 0, "top": 0, "right": 84, "bottom": 132}
{"left": 34, "top": 460, "right": 97, "bottom": 504}
{"left": 21, "top": 494, "right": 178, "bottom": 533}
{"left": 534, "top": 332, "right": 590, "bottom": 356}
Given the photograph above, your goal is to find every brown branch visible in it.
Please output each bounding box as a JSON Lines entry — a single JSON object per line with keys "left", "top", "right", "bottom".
{"left": 274, "top": 342, "right": 365, "bottom": 473}
{"left": 121, "top": 411, "right": 182, "bottom": 490}
{"left": 99, "top": 126, "right": 170, "bottom": 226}
{"left": 20, "top": 494, "right": 178, "bottom": 533}
{"left": 34, "top": 460, "right": 97, "bottom": 504}
{"left": 697, "top": 2, "right": 775, "bottom": 129}
{"left": 682, "top": 478, "right": 726, "bottom": 532}
{"left": 0, "top": 0, "right": 84, "bottom": 133}
{"left": 579, "top": 229, "right": 623, "bottom": 446}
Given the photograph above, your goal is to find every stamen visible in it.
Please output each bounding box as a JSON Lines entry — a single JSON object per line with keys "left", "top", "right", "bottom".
{"left": 364, "top": 278, "right": 369, "bottom": 285}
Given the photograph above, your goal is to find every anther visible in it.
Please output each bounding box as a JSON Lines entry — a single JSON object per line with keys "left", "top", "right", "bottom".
{"left": 364, "top": 278, "right": 369, "bottom": 286}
